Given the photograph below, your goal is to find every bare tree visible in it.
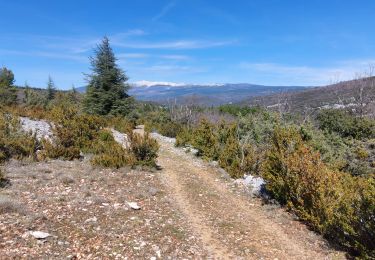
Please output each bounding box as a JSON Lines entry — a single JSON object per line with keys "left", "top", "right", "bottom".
{"left": 353, "top": 65, "right": 375, "bottom": 117}
{"left": 167, "top": 98, "right": 195, "bottom": 127}
{"left": 330, "top": 73, "right": 345, "bottom": 106}
{"left": 276, "top": 91, "right": 291, "bottom": 119}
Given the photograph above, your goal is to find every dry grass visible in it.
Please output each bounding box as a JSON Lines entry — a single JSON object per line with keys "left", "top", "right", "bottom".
{"left": 0, "top": 195, "right": 26, "bottom": 215}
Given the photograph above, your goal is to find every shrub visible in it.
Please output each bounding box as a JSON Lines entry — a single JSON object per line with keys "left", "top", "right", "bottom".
{"left": 175, "top": 127, "right": 193, "bottom": 147}
{"left": 262, "top": 126, "right": 375, "bottom": 257}
{"left": 90, "top": 130, "right": 136, "bottom": 168}
{"left": 42, "top": 139, "right": 81, "bottom": 160}
{"left": 158, "top": 121, "right": 183, "bottom": 138}
{"left": 5, "top": 105, "right": 50, "bottom": 120}
{"left": 108, "top": 116, "right": 134, "bottom": 135}
{"left": 0, "top": 113, "right": 38, "bottom": 163}
{"left": 42, "top": 106, "right": 105, "bottom": 159}
{"left": 130, "top": 132, "right": 159, "bottom": 167}
{"left": 317, "top": 109, "right": 375, "bottom": 139}
{"left": 191, "top": 119, "right": 219, "bottom": 160}
{"left": 143, "top": 110, "right": 184, "bottom": 138}
{"left": 218, "top": 104, "right": 262, "bottom": 116}
{"left": 216, "top": 123, "right": 257, "bottom": 178}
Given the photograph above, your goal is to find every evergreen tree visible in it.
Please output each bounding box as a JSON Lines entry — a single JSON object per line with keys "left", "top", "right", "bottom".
{"left": 0, "top": 67, "right": 17, "bottom": 105}
{"left": 83, "top": 36, "right": 132, "bottom": 115}
{"left": 46, "top": 76, "right": 56, "bottom": 101}
{"left": 71, "top": 84, "right": 77, "bottom": 95}
{"left": 68, "top": 84, "right": 79, "bottom": 104}
{"left": 23, "top": 82, "right": 31, "bottom": 104}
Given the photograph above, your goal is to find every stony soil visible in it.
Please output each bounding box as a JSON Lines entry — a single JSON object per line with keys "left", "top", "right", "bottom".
{"left": 0, "top": 126, "right": 347, "bottom": 259}
{"left": 0, "top": 160, "right": 207, "bottom": 259}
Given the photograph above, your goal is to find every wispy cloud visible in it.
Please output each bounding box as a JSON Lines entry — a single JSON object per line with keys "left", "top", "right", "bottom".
{"left": 239, "top": 60, "right": 375, "bottom": 86}
{"left": 114, "top": 39, "right": 236, "bottom": 49}
{"left": 113, "top": 29, "right": 146, "bottom": 37}
{"left": 117, "top": 53, "right": 150, "bottom": 59}
{"left": 117, "top": 53, "right": 190, "bottom": 60}
{"left": 159, "top": 54, "right": 190, "bottom": 60}
{"left": 147, "top": 64, "right": 192, "bottom": 71}
{"left": 152, "top": 0, "right": 177, "bottom": 21}
{"left": 0, "top": 49, "right": 87, "bottom": 62}
{"left": 2, "top": 29, "right": 145, "bottom": 55}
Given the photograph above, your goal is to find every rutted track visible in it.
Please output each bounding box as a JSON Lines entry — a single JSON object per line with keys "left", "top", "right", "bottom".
{"left": 151, "top": 129, "right": 345, "bottom": 259}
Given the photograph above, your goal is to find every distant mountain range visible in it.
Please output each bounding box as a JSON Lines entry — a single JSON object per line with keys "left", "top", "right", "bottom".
{"left": 243, "top": 77, "right": 375, "bottom": 116}
{"left": 77, "top": 81, "right": 308, "bottom": 106}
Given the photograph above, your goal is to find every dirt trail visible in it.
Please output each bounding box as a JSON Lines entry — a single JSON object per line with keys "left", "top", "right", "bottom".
{"left": 149, "top": 128, "right": 346, "bottom": 260}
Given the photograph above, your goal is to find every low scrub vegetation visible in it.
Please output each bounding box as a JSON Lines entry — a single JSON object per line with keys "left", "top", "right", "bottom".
{"left": 90, "top": 129, "right": 136, "bottom": 168}
{"left": 317, "top": 109, "right": 375, "bottom": 139}
{"left": 41, "top": 105, "right": 105, "bottom": 160}
{"left": 130, "top": 132, "right": 159, "bottom": 167}
{"left": 150, "top": 105, "right": 374, "bottom": 258}
{"left": 1, "top": 103, "right": 158, "bottom": 170}
{"left": 262, "top": 126, "right": 374, "bottom": 257}
{"left": 0, "top": 111, "right": 39, "bottom": 163}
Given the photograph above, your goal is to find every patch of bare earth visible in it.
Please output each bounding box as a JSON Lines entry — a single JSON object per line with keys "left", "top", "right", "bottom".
{"left": 0, "top": 159, "right": 207, "bottom": 259}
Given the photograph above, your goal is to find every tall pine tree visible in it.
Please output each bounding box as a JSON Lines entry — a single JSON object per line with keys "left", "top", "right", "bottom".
{"left": 84, "top": 36, "right": 132, "bottom": 115}
{"left": 46, "top": 76, "right": 56, "bottom": 101}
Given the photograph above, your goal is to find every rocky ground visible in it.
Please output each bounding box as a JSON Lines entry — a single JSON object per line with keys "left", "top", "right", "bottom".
{"left": 0, "top": 123, "right": 347, "bottom": 259}
{"left": 0, "top": 159, "right": 207, "bottom": 259}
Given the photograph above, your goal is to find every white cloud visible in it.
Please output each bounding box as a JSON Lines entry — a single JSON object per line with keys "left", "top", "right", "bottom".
{"left": 117, "top": 53, "right": 190, "bottom": 61}
{"left": 152, "top": 1, "right": 177, "bottom": 21}
{"left": 159, "top": 54, "right": 190, "bottom": 60}
{"left": 0, "top": 49, "right": 87, "bottom": 62}
{"left": 117, "top": 53, "right": 150, "bottom": 59}
{"left": 113, "top": 39, "right": 236, "bottom": 49}
{"left": 147, "top": 64, "right": 192, "bottom": 71}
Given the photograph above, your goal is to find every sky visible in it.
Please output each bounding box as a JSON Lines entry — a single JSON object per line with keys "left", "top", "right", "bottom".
{"left": 1, "top": 0, "right": 375, "bottom": 89}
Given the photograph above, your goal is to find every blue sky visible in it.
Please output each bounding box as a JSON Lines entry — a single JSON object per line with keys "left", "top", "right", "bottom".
{"left": 1, "top": 0, "right": 375, "bottom": 89}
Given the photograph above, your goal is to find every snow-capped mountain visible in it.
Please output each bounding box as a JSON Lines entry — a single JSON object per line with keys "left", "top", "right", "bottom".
{"left": 128, "top": 81, "right": 306, "bottom": 105}
{"left": 78, "top": 81, "right": 307, "bottom": 106}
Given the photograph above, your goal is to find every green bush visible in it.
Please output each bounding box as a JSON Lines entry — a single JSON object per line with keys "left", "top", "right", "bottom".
{"left": 143, "top": 110, "right": 184, "bottom": 138}
{"left": 317, "top": 109, "right": 375, "bottom": 139}
{"left": 218, "top": 104, "right": 262, "bottom": 116}
{"left": 130, "top": 132, "right": 159, "bottom": 167}
{"left": 262, "top": 126, "right": 375, "bottom": 258}
{"left": 90, "top": 130, "right": 136, "bottom": 168}
{"left": 175, "top": 127, "right": 193, "bottom": 147}
{"left": 0, "top": 113, "right": 38, "bottom": 163}
{"left": 191, "top": 119, "right": 219, "bottom": 160}
{"left": 42, "top": 106, "right": 105, "bottom": 160}
{"left": 109, "top": 116, "right": 134, "bottom": 135}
